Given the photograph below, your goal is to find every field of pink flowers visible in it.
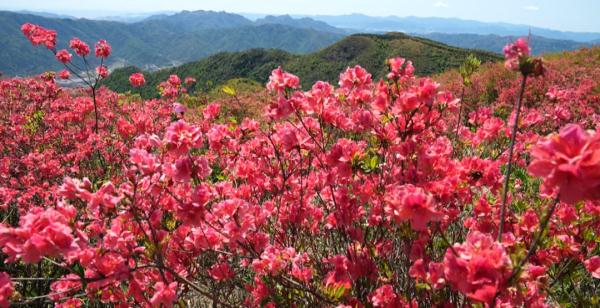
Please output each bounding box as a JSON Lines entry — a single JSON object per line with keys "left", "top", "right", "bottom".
{"left": 0, "top": 24, "right": 599, "bottom": 307}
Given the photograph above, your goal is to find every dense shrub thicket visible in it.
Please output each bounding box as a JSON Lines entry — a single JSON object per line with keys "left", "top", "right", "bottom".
{"left": 0, "top": 24, "right": 599, "bottom": 307}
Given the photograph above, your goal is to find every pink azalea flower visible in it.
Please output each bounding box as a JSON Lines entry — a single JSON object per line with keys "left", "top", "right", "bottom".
{"left": 528, "top": 124, "right": 600, "bottom": 203}
{"left": 69, "top": 38, "right": 90, "bottom": 57}
{"left": 94, "top": 40, "right": 111, "bottom": 58}
{"left": 386, "top": 57, "right": 414, "bottom": 80}
{"left": 96, "top": 65, "right": 109, "bottom": 78}
{"left": 167, "top": 74, "right": 181, "bottom": 87}
{"left": 339, "top": 65, "right": 372, "bottom": 90}
{"left": 267, "top": 67, "right": 300, "bottom": 93}
{"left": 584, "top": 256, "right": 600, "bottom": 279}
{"left": 369, "top": 284, "right": 397, "bottom": 307}
{"left": 59, "top": 69, "right": 70, "bottom": 80}
{"left": 21, "top": 23, "right": 56, "bottom": 50}
{"left": 150, "top": 282, "right": 178, "bottom": 308}
{"left": 0, "top": 207, "right": 76, "bottom": 263}
{"left": 129, "top": 73, "right": 145, "bottom": 87}
{"left": 55, "top": 49, "right": 72, "bottom": 63}
{"left": 163, "top": 120, "right": 203, "bottom": 156}
{"left": 503, "top": 38, "right": 530, "bottom": 71}
{"left": 208, "top": 263, "right": 234, "bottom": 281}
{"left": 443, "top": 231, "right": 512, "bottom": 303}
{"left": 385, "top": 185, "right": 443, "bottom": 231}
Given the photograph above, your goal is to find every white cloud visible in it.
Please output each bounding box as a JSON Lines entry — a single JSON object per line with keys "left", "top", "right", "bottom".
{"left": 524, "top": 5, "right": 540, "bottom": 11}
{"left": 434, "top": 1, "right": 449, "bottom": 8}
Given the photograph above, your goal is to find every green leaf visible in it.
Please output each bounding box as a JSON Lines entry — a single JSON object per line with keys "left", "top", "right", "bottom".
{"left": 222, "top": 85, "right": 237, "bottom": 97}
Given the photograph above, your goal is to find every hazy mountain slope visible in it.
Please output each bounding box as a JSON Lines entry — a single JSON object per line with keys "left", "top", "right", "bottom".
{"left": 304, "top": 14, "right": 600, "bottom": 42}
{"left": 103, "top": 32, "right": 502, "bottom": 97}
{"left": 255, "top": 15, "right": 347, "bottom": 34}
{"left": 0, "top": 11, "right": 344, "bottom": 76}
{"left": 139, "top": 10, "right": 253, "bottom": 31}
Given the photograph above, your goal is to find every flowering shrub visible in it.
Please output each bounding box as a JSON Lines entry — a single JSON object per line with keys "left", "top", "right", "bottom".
{"left": 0, "top": 25, "right": 599, "bottom": 307}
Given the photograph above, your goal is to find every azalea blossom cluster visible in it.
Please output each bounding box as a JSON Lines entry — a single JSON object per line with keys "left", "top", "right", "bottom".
{"left": 21, "top": 23, "right": 56, "bottom": 49}
{"left": 0, "top": 28, "right": 599, "bottom": 307}
{"left": 129, "top": 72, "right": 146, "bottom": 87}
{"left": 503, "top": 38, "right": 544, "bottom": 77}
{"left": 22, "top": 23, "right": 112, "bottom": 83}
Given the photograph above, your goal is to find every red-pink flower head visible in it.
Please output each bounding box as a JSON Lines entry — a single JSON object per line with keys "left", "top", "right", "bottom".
{"left": 96, "top": 65, "right": 109, "bottom": 78}
{"left": 443, "top": 231, "right": 512, "bottom": 303}
{"left": 267, "top": 67, "right": 300, "bottom": 93}
{"left": 503, "top": 38, "right": 530, "bottom": 71}
{"left": 129, "top": 73, "right": 145, "bottom": 87}
{"left": 386, "top": 57, "right": 414, "bottom": 80}
{"left": 584, "top": 256, "right": 600, "bottom": 279}
{"left": 49, "top": 274, "right": 81, "bottom": 302}
{"left": 55, "top": 298, "right": 82, "bottom": 308}
{"left": 150, "top": 282, "right": 177, "bottom": 308}
{"left": 69, "top": 38, "right": 90, "bottom": 57}
{"left": 0, "top": 207, "right": 75, "bottom": 263}
{"left": 94, "top": 40, "right": 111, "bottom": 58}
{"left": 55, "top": 49, "right": 72, "bottom": 64}
{"left": 369, "top": 284, "right": 398, "bottom": 307}
{"left": 339, "top": 65, "right": 372, "bottom": 90}
{"left": 168, "top": 74, "right": 181, "bottom": 87}
{"left": 163, "top": 120, "right": 203, "bottom": 156}
{"left": 384, "top": 185, "right": 443, "bottom": 231}
{"left": 528, "top": 124, "right": 600, "bottom": 204}
{"left": 59, "top": 70, "right": 70, "bottom": 80}
{"left": 208, "top": 263, "right": 234, "bottom": 281}
{"left": 21, "top": 23, "right": 57, "bottom": 50}
{"left": 503, "top": 38, "right": 530, "bottom": 57}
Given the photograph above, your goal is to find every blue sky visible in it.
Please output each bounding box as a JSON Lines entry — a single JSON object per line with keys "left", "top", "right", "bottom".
{"left": 1, "top": 0, "right": 599, "bottom": 32}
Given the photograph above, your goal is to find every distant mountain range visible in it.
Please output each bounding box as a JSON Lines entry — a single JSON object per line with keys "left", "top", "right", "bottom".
{"left": 102, "top": 32, "right": 501, "bottom": 97}
{"left": 2, "top": 9, "right": 599, "bottom": 77}
{"left": 255, "top": 15, "right": 347, "bottom": 34}
{"left": 296, "top": 14, "right": 600, "bottom": 42}
{"left": 0, "top": 10, "right": 343, "bottom": 76}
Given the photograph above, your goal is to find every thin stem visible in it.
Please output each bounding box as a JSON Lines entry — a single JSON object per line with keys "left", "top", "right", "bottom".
{"left": 162, "top": 267, "right": 236, "bottom": 308}
{"left": 9, "top": 277, "right": 73, "bottom": 281}
{"left": 498, "top": 74, "right": 528, "bottom": 241}
{"left": 492, "top": 197, "right": 559, "bottom": 304}
{"left": 92, "top": 86, "right": 98, "bottom": 133}
{"left": 436, "top": 223, "right": 458, "bottom": 256}
{"left": 454, "top": 86, "right": 465, "bottom": 140}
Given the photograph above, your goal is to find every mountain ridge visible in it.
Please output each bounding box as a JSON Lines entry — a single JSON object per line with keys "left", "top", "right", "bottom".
{"left": 103, "top": 32, "right": 502, "bottom": 97}
{"left": 295, "top": 13, "right": 600, "bottom": 42}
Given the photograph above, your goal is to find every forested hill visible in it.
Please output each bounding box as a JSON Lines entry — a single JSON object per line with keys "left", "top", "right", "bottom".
{"left": 103, "top": 32, "right": 502, "bottom": 98}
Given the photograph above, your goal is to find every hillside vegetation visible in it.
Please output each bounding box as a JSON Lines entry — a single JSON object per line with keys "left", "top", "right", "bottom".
{"left": 104, "top": 32, "right": 501, "bottom": 97}
{"left": 3, "top": 22, "right": 600, "bottom": 307}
